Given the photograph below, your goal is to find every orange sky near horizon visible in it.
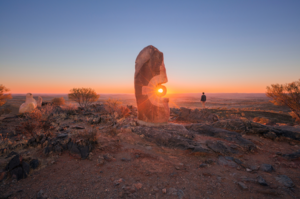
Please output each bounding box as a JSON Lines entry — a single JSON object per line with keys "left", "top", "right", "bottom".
{"left": 6, "top": 82, "right": 268, "bottom": 94}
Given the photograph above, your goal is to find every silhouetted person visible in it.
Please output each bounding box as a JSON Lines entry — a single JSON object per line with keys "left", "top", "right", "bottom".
{"left": 201, "top": 92, "right": 206, "bottom": 109}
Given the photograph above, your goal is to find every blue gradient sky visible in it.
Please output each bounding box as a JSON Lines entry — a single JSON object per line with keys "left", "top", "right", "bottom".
{"left": 0, "top": 0, "right": 299, "bottom": 93}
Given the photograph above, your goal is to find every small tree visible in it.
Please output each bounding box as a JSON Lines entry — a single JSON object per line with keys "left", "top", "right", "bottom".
{"left": 0, "top": 84, "right": 12, "bottom": 106}
{"left": 52, "top": 97, "right": 65, "bottom": 106}
{"left": 68, "top": 88, "right": 100, "bottom": 108}
{"left": 266, "top": 79, "right": 300, "bottom": 123}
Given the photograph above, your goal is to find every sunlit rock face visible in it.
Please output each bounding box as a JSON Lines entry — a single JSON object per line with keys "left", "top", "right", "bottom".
{"left": 134, "top": 45, "right": 170, "bottom": 124}
{"left": 37, "top": 96, "right": 42, "bottom": 107}
{"left": 19, "top": 93, "right": 37, "bottom": 113}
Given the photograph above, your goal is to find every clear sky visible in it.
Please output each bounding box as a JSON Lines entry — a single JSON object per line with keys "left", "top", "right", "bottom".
{"left": 0, "top": 0, "right": 299, "bottom": 94}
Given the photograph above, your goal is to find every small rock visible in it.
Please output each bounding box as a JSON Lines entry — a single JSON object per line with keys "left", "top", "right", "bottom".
{"left": 275, "top": 175, "right": 294, "bottom": 188}
{"left": 57, "top": 133, "right": 68, "bottom": 139}
{"left": 246, "top": 168, "right": 251, "bottom": 172}
{"left": 237, "top": 182, "right": 247, "bottom": 190}
{"left": 71, "top": 126, "right": 85, "bottom": 129}
{"left": 134, "top": 183, "right": 142, "bottom": 190}
{"left": 168, "top": 188, "right": 177, "bottom": 196}
{"left": 36, "top": 189, "right": 46, "bottom": 199}
{"left": 249, "top": 165, "right": 260, "bottom": 171}
{"left": 121, "top": 158, "right": 131, "bottom": 162}
{"left": 162, "top": 188, "right": 167, "bottom": 194}
{"left": 175, "top": 163, "right": 184, "bottom": 170}
{"left": 260, "top": 164, "right": 274, "bottom": 172}
{"left": 257, "top": 176, "right": 268, "bottom": 186}
{"left": 177, "top": 189, "right": 184, "bottom": 199}
{"left": 30, "top": 159, "right": 39, "bottom": 169}
{"left": 114, "top": 178, "right": 123, "bottom": 186}
{"left": 199, "top": 163, "right": 208, "bottom": 168}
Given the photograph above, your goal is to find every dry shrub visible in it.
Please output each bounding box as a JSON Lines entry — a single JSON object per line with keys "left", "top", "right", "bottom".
{"left": 61, "top": 103, "right": 77, "bottom": 116}
{"left": 104, "top": 98, "right": 122, "bottom": 114}
{"left": 104, "top": 99, "right": 131, "bottom": 118}
{"left": 21, "top": 109, "right": 54, "bottom": 136}
{"left": 253, "top": 117, "right": 270, "bottom": 124}
{"left": 290, "top": 112, "right": 300, "bottom": 124}
{"left": 52, "top": 97, "right": 65, "bottom": 106}
{"left": 118, "top": 106, "right": 130, "bottom": 118}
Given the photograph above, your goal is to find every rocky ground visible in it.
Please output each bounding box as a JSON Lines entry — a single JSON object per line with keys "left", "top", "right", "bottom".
{"left": 1, "top": 104, "right": 300, "bottom": 199}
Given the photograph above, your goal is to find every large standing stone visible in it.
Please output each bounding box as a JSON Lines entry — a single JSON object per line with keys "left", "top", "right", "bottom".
{"left": 134, "top": 45, "right": 169, "bottom": 124}
{"left": 37, "top": 96, "right": 42, "bottom": 107}
{"left": 19, "top": 93, "right": 37, "bottom": 113}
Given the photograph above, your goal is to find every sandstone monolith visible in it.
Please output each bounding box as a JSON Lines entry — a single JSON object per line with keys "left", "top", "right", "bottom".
{"left": 37, "top": 96, "right": 42, "bottom": 107}
{"left": 19, "top": 93, "right": 37, "bottom": 113}
{"left": 134, "top": 45, "right": 170, "bottom": 124}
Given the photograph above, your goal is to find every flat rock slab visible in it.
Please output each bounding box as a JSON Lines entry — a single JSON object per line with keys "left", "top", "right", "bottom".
{"left": 275, "top": 175, "right": 294, "bottom": 188}
{"left": 217, "top": 156, "right": 238, "bottom": 168}
{"left": 186, "top": 124, "right": 256, "bottom": 152}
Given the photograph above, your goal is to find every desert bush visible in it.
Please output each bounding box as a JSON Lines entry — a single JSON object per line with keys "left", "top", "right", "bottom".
{"left": 51, "top": 97, "right": 65, "bottom": 106}
{"left": 21, "top": 109, "right": 54, "bottom": 136}
{"left": 266, "top": 79, "right": 300, "bottom": 123}
{"left": 0, "top": 84, "right": 12, "bottom": 107}
{"left": 253, "top": 117, "right": 270, "bottom": 124}
{"left": 68, "top": 88, "right": 100, "bottom": 108}
{"left": 104, "top": 98, "right": 122, "bottom": 114}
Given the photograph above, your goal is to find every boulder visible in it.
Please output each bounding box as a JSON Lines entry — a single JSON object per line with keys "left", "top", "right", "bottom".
{"left": 37, "top": 96, "right": 42, "bottom": 107}
{"left": 19, "top": 93, "right": 37, "bottom": 113}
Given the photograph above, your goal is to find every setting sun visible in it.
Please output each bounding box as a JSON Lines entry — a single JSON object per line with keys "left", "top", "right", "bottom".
{"left": 158, "top": 88, "right": 163, "bottom": 93}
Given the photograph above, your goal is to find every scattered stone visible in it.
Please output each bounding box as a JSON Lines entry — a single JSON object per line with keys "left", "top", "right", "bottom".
{"left": 57, "top": 133, "right": 68, "bottom": 139}
{"left": 256, "top": 189, "right": 281, "bottom": 196}
{"left": 97, "top": 156, "right": 105, "bottom": 165}
{"left": 36, "top": 189, "right": 47, "bottom": 199}
{"left": 177, "top": 189, "right": 184, "bottom": 199}
{"left": 217, "top": 156, "right": 237, "bottom": 168}
{"left": 30, "top": 159, "right": 39, "bottom": 169}
{"left": 168, "top": 188, "right": 178, "bottom": 196}
{"left": 237, "top": 182, "right": 248, "bottom": 190}
{"left": 121, "top": 158, "right": 131, "bottom": 162}
{"left": 206, "top": 141, "right": 233, "bottom": 155}
{"left": 282, "top": 150, "right": 300, "bottom": 159}
{"left": 71, "top": 126, "right": 85, "bottom": 129}
{"left": 175, "top": 163, "right": 184, "bottom": 170}
{"left": 246, "top": 168, "right": 251, "bottom": 172}
{"left": 249, "top": 165, "right": 260, "bottom": 171}
{"left": 114, "top": 178, "right": 123, "bottom": 186}
{"left": 199, "top": 163, "right": 208, "bottom": 168}
{"left": 260, "top": 164, "right": 274, "bottom": 172}
{"left": 134, "top": 183, "right": 142, "bottom": 190}
{"left": 162, "top": 188, "right": 167, "bottom": 194}
{"left": 263, "top": 131, "right": 277, "bottom": 140}
{"left": 275, "top": 175, "right": 294, "bottom": 188}
{"left": 257, "top": 176, "right": 268, "bottom": 186}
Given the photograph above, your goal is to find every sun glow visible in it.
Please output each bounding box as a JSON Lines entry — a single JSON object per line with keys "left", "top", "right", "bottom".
{"left": 158, "top": 88, "right": 163, "bottom": 93}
